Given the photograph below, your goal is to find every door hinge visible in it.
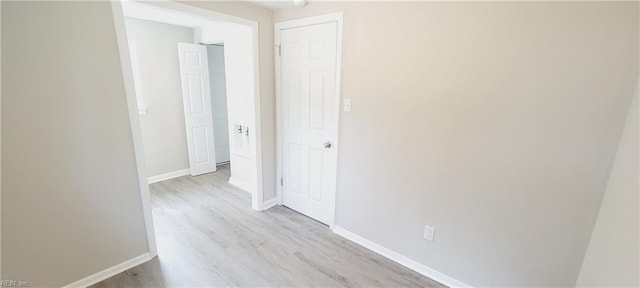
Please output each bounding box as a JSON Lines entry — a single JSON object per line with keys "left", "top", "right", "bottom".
{"left": 278, "top": 45, "right": 281, "bottom": 56}
{"left": 280, "top": 178, "right": 283, "bottom": 186}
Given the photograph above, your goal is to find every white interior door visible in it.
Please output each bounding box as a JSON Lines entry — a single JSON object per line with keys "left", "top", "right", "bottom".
{"left": 280, "top": 22, "right": 339, "bottom": 225}
{"left": 178, "top": 43, "right": 217, "bottom": 176}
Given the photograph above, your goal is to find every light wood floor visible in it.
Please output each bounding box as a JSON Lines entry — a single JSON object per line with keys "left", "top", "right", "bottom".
{"left": 92, "top": 165, "right": 445, "bottom": 287}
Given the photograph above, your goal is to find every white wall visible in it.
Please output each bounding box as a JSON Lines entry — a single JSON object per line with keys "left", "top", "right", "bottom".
{"left": 0, "top": 1, "right": 3, "bottom": 279}
{"left": 124, "top": 18, "right": 193, "bottom": 178}
{"left": 207, "top": 45, "right": 231, "bottom": 164}
{"left": 577, "top": 89, "right": 639, "bottom": 286}
{"left": 1, "top": 2, "right": 149, "bottom": 286}
{"left": 275, "top": 2, "right": 639, "bottom": 286}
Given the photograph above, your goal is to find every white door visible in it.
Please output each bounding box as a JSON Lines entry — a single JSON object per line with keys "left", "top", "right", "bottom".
{"left": 207, "top": 45, "right": 231, "bottom": 164}
{"left": 178, "top": 43, "right": 217, "bottom": 176}
{"left": 280, "top": 22, "right": 339, "bottom": 225}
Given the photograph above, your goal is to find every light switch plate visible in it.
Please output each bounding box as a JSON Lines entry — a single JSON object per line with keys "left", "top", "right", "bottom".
{"left": 424, "top": 225, "right": 435, "bottom": 241}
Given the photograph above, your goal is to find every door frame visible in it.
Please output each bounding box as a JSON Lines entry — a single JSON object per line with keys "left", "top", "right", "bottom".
{"left": 275, "top": 13, "right": 344, "bottom": 228}
{"left": 111, "top": 0, "right": 265, "bottom": 257}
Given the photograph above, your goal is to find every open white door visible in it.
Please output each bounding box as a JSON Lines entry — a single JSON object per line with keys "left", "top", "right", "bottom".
{"left": 279, "top": 21, "right": 340, "bottom": 225}
{"left": 178, "top": 43, "right": 217, "bottom": 176}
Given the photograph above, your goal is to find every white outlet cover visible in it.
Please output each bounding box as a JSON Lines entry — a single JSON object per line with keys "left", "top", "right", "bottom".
{"left": 424, "top": 225, "right": 435, "bottom": 241}
{"left": 343, "top": 98, "right": 352, "bottom": 112}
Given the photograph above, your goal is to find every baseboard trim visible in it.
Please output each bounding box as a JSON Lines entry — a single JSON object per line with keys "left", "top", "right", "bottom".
{"left": 63, "top": 252, "right": 153, "bottom": 288}
{"left": 228, "top": 177, "right": 252, "bottom": 194}
{"left": 148, "top": 168, "right": 190, "bottom": 184}
{"left": 262, "top": 198, "right": 278, "bottom": 210}
{"left": 332, "top": 226, "right": 471, "bottom": 288}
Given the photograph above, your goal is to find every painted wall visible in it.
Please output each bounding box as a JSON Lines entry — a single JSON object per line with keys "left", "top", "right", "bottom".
{"left": 275, "top": 2, "right": 639, "bottom": 286}
{"left": 1, "top": 2, "right": 149, "bottom": 286}
{"left": 0, "top": 1, "right": 3, "bottom": 279}
{"left": 184, "top": 1, "right": 276, "bottom": 200}
{"left": 0, "top": 0, "right": 3, "bottom": 279}
{"left": 577, "top": 89, "right": 639, "bottom": 286}
{"left": 124, "top": 18, "right": 193, "bottom": 178}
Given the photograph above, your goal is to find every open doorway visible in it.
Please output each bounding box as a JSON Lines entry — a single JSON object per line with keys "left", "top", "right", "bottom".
{"left": 112, "top": 1, "right": 265, "bottom": 255}
{"left": 207, "top": 44, "right": 231, "bottom": 166}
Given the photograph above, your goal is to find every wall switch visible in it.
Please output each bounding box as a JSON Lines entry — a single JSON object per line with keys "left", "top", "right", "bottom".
{"left": 343, "top": 98, "right": 352, "bottom": 112}
{"left": 423, "top": 225, "right": 435, "bottom": 241}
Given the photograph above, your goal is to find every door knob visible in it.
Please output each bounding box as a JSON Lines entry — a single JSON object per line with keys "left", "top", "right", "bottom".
{"left": 323, "top": 141, "right": 332, "bottom": 149}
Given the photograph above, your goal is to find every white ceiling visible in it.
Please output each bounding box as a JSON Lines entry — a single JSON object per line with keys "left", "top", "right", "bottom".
{"left": 247, "top": 1, "right": 299, "bottom": 10}
{"left": 122, "top": 1, "right": 224, "bottom": 28}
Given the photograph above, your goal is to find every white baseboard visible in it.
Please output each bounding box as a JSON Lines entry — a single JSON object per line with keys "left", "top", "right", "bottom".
{"left": 148, "top": 168, "right": 190, "bottom": 184}
{"left": 63, "top": 252, "right": 153, "bottom": 288}
{"left": 332, "top": 226, "right": 471, "bottom": 288}
{"left": 228, "top": 177, "right": 252, "bottom": 194}
{"left": 262, "top": 198, "right": 278, "bottom": 210}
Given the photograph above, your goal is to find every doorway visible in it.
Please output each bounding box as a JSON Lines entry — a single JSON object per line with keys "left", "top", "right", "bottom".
{"left": 112, "top": 0, "right": 265, "bottom": 256}
{"left": 275, "top": 13, "right": 344, "bottom": 227}
{"left": 207, "top": 44, "right": 231, "bottom": 166}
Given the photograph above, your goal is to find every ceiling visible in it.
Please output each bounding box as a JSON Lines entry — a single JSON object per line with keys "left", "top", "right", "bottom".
{"left": 247, "top": 1, "right": 300, "bottom": 10}
{"left": 122, "top": 1, "right": 224, "bottom": 28}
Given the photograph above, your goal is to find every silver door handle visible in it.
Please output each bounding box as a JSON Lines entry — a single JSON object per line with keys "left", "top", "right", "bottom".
{"left": 323, "top": 141, "right": 332, "bottom": 149}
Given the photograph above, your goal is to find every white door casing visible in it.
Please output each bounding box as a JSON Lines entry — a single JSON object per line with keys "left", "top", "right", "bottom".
{"left": 279, "top": 19, "right": 341, "bottom": 225}
{"left": 178, "top": 43, "right": 217, "bottom": 176}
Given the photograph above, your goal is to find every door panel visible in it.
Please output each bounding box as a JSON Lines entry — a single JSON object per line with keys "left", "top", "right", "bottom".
{"left": 178, "top": 43, "right": 217, "bottom": 176}
{"left": 192, "top": 126, "right": 211, "bottom": 163}
{"left": 281, "top": 22, "right": 338, "bottom": 225}
{"left": 186, "top": 74, "right": 205, "bottom": 113}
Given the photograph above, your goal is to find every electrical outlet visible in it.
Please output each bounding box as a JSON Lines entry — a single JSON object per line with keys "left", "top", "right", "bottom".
{"left": 423, "top": 225, "right": 435, "bottom": 241}
{"left": 343, "top": 98, "right": 352, "bottom": 112}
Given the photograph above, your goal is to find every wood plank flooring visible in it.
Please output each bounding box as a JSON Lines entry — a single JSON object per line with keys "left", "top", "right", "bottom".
{"left": 92, "top": 165, "right": 445, "bottom": 287}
